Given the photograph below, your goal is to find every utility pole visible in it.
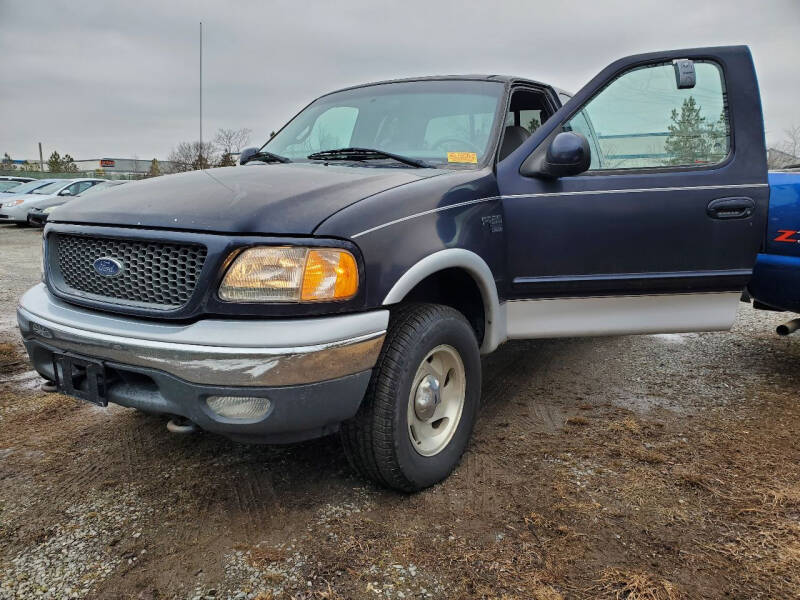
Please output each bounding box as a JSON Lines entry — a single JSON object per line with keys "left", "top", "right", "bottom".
{"left": 38, "top": 142, "right": 44, "bottom": 172}
{"left": 199, "top": 21, "right": 203, "bottom": 170}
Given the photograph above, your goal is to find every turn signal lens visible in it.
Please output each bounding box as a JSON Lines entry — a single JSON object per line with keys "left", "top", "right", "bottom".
{"left": 301, "top": 249, "right": 358, "bottom": 301}
{"left": 219, "top": 246, "right": 358, "bottom": 303}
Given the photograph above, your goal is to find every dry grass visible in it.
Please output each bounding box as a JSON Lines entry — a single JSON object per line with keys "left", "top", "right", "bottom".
{"left": 594, "top": 567, "right": 682, "bottom": 600}
{"left": 248, "top": 545, "right": 289, "bottom": 568}
{"left": 624, "top": 446, "right": 668, "bottom": 464}
{"left": 608, "top": 417, "right": 642, "bottom": 436}
{"left": 0, "top": 341, "right": 23, "bottom": 371}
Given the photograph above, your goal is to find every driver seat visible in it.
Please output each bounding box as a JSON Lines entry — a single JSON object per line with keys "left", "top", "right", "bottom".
{"left": 499, "top": 125, "right": 531, "bottom": 161}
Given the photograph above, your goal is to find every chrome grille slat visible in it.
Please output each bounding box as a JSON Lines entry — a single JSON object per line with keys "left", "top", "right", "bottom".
{"left": 52, "top": 234, "right": 207, "bottom": 309}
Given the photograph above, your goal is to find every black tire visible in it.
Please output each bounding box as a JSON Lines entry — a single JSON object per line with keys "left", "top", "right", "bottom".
{"left": 340, "top": 303, "right": 481, "bottom": 492}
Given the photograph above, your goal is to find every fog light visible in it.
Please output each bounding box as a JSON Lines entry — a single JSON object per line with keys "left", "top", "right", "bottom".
{"left": 206, "top": 396, "right": 271, "bottom": 419}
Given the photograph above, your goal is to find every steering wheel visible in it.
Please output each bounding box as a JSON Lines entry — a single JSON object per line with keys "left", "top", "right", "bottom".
{"left": 431, "top": 137, "right": 481, "bottom": 154}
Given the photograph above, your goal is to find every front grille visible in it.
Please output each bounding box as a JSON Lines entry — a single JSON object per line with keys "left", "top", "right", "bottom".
{"left": 52, "top": 234, "right": 207, "bottom": 309}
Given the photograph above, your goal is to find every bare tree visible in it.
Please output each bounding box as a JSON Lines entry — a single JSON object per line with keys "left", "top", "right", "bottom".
{"left": 214, "top": 128, "right": 252, "bottom": 154}
{"left": 167, "top": 141, "right": 218, "bottom": 172}
{"left": 214, "top": 128, "right": 252, "bottom": 167}
{"left": 768, "top": 125, "right": 800, "bottom": 169}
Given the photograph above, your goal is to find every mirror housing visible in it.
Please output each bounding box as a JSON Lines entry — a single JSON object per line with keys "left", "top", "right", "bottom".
{"left": 239, "top": 147, "right": 259, "bottom": 165}
{"left": 58, "top": 189, "right": 72, "bottom": 196}
{"left": 521, "top": 131, "right": 591, "bottom": 179}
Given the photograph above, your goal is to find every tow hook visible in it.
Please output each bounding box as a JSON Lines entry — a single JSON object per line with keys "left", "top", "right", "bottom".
{"left": 166, "top": 416, "right": 199, "bottom": 434}
{"left": 776, "top": 318, "right": 800, "bottom": 336}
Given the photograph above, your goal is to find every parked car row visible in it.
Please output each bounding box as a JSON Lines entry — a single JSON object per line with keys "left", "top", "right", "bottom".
{"left": 0, "top": 177, "right": 128, "bottom": 227}
{"left": 0, "top": 175, "right": 35, "bottom": 192}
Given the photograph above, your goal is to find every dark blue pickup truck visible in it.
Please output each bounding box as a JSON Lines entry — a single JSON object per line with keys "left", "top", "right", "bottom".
{"left": 17, "top": 45, "right": 772, "bottom": 491}
{"left": 747, "top": 169, "right": 800, "bottom": 331}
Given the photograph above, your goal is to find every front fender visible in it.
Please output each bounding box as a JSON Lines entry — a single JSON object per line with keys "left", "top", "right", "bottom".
{"left": 383, "top": 249, "right": 505, "bottom": 353}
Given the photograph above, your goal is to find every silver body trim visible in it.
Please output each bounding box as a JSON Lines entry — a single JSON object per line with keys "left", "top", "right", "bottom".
{"left": 504, "top": 292, "right": 740, "bottom": 339}
{"left": 18, "top": 284, "right": 388, "bottom": 387}
{"left": 382, "top": 249, "right": 504, "bottom": 354}
{"left": 351, "top": 183, "right": 768, "bottom": 238}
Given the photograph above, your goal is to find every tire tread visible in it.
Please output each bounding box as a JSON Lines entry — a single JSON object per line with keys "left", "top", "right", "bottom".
{"left": 341, "top": 303, "right": 475, "bottom": 492}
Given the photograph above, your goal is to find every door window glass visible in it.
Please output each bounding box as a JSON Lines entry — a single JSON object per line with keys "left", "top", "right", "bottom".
{"left": 566, "top": 110, "right": 603, "bottom": 170}
{"left": 67, "top": 182, "right": 87, "bottom": 195}
{"left": 564, "top": 61, "right": 729, "bottom": 170}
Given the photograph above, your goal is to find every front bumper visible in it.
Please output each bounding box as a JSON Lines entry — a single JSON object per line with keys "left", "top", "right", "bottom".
{"left": 0, "top": 204, "right": 30, "bottom": 222}
{"left": 18, "top": 284, "right": 388, "bottom": 442}
{"left": 27, "top": 210, "right": 47, "bottom": 227}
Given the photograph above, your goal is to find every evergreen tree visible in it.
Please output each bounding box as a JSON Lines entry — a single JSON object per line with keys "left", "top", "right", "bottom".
{"left": 61, "top": 154, "right": 78, "bottom": 172}
{"left": 147, "top": 158, "right": 161, "bottom": 177}
{"left": 1, "top": 153, "right": 13, "bottom": 170}
{"left": 664, "top": 97, "right": 727, "bottom": 165}
{"left": 217, "top": 152, "right": 236, "bottom": 167}
{"left": 47, "top": 151, "right": 63, "bottom": 173}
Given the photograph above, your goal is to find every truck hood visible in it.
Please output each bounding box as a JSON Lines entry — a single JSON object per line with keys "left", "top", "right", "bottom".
{"left": 51, "top": 163, "right": 446, "bottom": 234}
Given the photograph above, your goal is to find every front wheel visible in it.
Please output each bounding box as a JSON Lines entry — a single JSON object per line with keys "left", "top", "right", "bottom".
{"left": 340, "top": 303, "right": 481, "bottom": 492}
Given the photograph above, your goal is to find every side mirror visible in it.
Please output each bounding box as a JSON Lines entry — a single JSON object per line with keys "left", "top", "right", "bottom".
{"left": 239, "top": 147, "right": 259, "bottom": 165}
{"left": 58, "top": 189, "right": 72, "bottom": 196}
{"left": 521, "top": 131, "right": 591, "bottom": 179}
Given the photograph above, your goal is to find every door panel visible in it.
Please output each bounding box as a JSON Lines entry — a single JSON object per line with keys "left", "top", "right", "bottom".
{"left": 496, "top": 46, "right": 767, "bottom": 334}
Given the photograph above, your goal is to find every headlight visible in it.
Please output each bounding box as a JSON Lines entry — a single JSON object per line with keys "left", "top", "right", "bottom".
{"left": 3, "top": 199, "right": 24, "bottom": 207}
{"left": 219, "top": 246, "right": 358, "bottom": 303}
{"left": 44, "top": 206, "right": 58, "bottom": 214}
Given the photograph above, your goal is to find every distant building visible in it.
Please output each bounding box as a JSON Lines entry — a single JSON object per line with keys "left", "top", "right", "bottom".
{"left": 72, "top": 158, "right": 176, "bottom": 175}
{"left": 3, "top": 157, "right": 176, "bottom": 175}
{"left": 597, "top": 132, "right": 670, "bottom": 168}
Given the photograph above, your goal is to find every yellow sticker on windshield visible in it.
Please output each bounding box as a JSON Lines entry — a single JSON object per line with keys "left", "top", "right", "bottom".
{"left": 447, "top": 152, "right": 478, "bottom": 164}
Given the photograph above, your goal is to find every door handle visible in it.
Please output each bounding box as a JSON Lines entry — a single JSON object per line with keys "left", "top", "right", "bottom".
{"left": 706, "top": 196, "right": 755, "bottom": 219}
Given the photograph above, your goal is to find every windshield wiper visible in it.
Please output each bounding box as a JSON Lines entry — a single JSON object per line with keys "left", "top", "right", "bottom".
{"left": 242, "top": 150, "right": 291, "bottom": 164}
{"left": 307, "top": 147, "right": 432, "bottom": 168}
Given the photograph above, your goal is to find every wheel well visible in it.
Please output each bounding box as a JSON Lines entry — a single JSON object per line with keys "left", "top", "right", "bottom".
{"left": 398, "top": 268, "right": 485, "bottom": 344}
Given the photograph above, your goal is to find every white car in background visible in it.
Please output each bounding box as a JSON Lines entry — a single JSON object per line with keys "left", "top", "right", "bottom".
{"left": 0, "top": 178, "right": 105, "bottom": 224}
{"left": 27, "top": 180, "right": 129, "bottom": 227}
{"left": 0, "top": 175, "right": 35, "bottom": 192}
{"left": 0, "top": 178, "right": 61, "bottom": 200}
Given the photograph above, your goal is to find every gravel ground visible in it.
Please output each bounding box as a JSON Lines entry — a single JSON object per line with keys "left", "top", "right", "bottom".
{"left": 1, "top": 223, "right": 799, "bottom": 599}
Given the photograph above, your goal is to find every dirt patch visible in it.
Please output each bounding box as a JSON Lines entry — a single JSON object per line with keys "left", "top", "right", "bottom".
{"left": 1, "top": 223, "right": 799, "bottom": 598}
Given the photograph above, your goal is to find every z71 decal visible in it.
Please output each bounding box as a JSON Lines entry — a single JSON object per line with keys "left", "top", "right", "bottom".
{"left": 774, "top": 230, "right": 800, "bottom": 243}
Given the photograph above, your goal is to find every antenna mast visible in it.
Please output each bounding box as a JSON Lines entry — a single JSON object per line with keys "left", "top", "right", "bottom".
{"left": 199, "top": 21, "right": 203, "bottom": 169}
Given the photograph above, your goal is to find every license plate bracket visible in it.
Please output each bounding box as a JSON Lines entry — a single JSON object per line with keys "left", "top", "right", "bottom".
{"left": 53, "top": 353, "right": 109, "bottom": 407}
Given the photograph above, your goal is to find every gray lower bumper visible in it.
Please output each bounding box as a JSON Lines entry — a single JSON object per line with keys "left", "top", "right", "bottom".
{"left": 17, "top": 285, "right": 389, "bottom": 442}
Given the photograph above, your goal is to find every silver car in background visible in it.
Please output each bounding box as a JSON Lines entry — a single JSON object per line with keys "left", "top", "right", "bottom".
{"left": 27, "top": 180, "right": 129, "bottom": 227}
{"left": 0, "top": 176, "right": 35, "bottom": 192}
{"left": 0, "top": 178, "right": 105, "bottom": 224}
{"left": 0, "top": 178, "right": 61, "bottom": 200}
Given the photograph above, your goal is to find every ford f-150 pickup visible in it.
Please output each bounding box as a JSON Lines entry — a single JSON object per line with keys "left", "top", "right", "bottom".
{"left": 17, "top": 46, "right": 769, "bottom": 491}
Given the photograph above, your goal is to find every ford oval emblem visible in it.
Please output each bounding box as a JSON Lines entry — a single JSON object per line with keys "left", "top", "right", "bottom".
{"left": 93, "top": 257, "right": 123, "bottom": 277}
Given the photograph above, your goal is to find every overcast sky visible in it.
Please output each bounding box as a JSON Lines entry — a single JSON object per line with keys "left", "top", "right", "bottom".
{"left": 1, "top": 0, "right": 798, "bottom": 161}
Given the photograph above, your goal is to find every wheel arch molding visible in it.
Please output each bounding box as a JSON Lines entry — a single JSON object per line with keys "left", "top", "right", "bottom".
{"left": 382, "top": 248, "right": 504, "bottom": 354}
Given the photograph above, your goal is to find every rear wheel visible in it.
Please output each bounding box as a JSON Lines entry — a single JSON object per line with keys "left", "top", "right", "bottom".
{"left": 340, "top": 303, "right": 481, "bottom": 492}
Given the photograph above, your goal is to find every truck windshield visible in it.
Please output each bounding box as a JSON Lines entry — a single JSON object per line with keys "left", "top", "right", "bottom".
{"left": 262, "top": 80, "right": 504, "bottom": 168}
